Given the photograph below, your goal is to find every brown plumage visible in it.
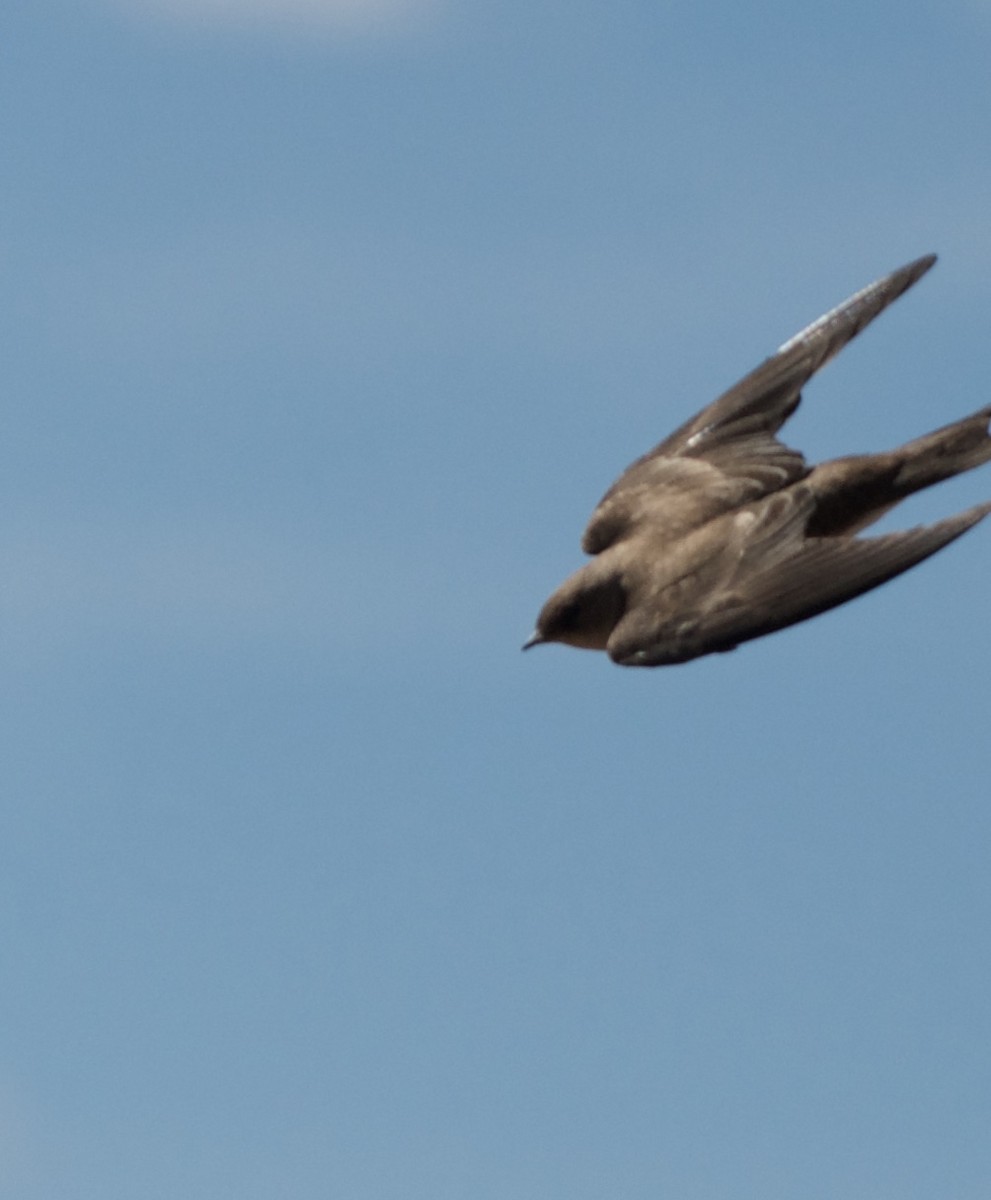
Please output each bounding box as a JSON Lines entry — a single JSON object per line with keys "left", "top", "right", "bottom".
{"left": 524, "top": 255, "right": 991, "bottom": 667}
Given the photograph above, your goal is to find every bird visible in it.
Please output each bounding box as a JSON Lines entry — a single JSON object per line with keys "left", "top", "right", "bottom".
{"left": 523, "top": 254, "right": 991, "bottom": 667}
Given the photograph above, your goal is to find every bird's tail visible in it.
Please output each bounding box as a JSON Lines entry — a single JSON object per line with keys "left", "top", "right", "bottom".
{"left": 807, "top": 405, "right": 991, "bottom": 537}
{"left": 893, "top": 404, "right": 991, "bottom": 491}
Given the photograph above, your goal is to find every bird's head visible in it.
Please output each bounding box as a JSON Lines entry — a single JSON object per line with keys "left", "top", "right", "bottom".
{"left": 523, "top": 565, "right": 626, "bottom": 653}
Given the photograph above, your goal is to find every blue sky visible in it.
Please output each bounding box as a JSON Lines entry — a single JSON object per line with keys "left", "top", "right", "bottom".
{"left": 3, "top": 1, "right": 991, "bottom": 1196}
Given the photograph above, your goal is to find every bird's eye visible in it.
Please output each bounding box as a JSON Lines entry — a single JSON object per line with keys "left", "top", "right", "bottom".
{"left": 557, "top": 602, "right": 580, "bottom": 629}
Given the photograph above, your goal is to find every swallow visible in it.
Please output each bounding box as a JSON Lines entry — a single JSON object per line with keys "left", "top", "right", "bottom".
{"left": 524, "top": 254, "right": 991, "bottom": 666}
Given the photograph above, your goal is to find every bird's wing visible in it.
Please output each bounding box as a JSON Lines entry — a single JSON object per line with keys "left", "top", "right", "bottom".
{"left": 582, "top": 254, "right": 937, "bottom": 555}
{"left": 610, "top": 500, "right": 990, "bottom": 666}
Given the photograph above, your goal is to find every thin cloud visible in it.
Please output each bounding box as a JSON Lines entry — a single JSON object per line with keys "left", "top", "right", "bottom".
{"left": 111, "top": 0, "right": 443, "bottom": 36}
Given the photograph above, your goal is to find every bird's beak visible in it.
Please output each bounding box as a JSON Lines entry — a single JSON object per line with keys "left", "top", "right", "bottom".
{"left": 521, "top": 630, "right": 545, "bottom": 651}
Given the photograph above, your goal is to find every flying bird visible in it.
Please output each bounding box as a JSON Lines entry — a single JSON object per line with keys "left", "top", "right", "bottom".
{"left": 524, "top": 254, "right": 991, "bottom": 666}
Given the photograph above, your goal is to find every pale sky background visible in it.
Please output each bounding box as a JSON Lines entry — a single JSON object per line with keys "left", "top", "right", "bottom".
{"left": 3, "top": 2, "right": 991, "bottom": 1197}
